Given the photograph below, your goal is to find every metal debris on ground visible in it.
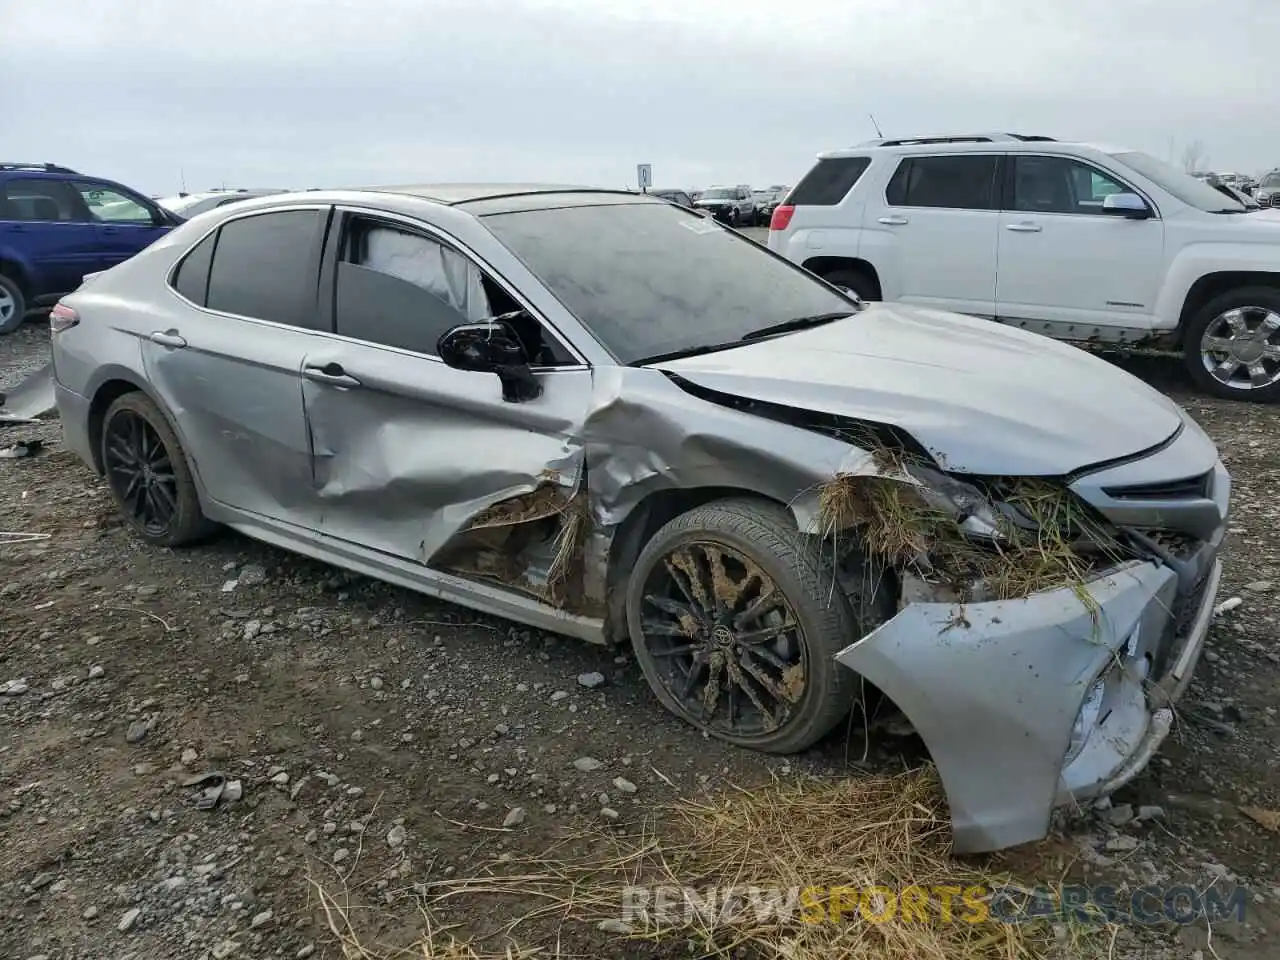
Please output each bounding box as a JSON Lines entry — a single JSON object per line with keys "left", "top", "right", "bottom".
{"left": 182, "top": 771, "right": 244, "bottom": 810}
{"left": 0, "top": 439, "right": 43, "bottom": 459}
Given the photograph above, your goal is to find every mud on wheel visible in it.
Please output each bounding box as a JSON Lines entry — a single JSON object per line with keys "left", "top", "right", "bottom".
{"left": 626, "top": 497, "right": 885, "bottom": 754}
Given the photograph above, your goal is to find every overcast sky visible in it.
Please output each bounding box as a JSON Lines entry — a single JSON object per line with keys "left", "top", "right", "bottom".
{"left": 4, "top": 0, "right": 1277, "bottom": 196}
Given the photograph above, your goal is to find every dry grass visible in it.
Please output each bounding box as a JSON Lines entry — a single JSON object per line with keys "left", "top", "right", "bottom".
{"left": 360, "top": 770, "right": 1109, "bottom": 960}
{"left": 817, "top": 452, "right": 1126, "bottom": 603}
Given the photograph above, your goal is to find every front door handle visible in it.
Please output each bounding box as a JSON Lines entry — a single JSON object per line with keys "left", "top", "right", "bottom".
{"left": 878, "top": 215, "right": 909, "bottom": 225}
{"left": 303, "top": 363, "right": 361, "bottom": 389}
{"left": 149, "top": 330, "right": 187, "bottom": 348}
{"left": 1006, "top": 222, "right": 1042, "bottom": 232}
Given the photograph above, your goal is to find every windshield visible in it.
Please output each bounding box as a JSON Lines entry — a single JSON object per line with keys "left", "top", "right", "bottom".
{"left": 1263, "top": 174, "right": 1280, "bottom": 188}
{"left": 701, "top": 188, "right": 735, "bottom": 199}
{"left": 1108, "top": 150, "right": 1245, "bottom": 213}
{"left": 484, "top": 201, "right": 856, "bottom": 364}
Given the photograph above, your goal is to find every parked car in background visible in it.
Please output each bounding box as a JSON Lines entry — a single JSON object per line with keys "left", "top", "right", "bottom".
{"left": 1210, "top": 181, "right": 1260, "bottom": 211}
{"left": 770, "top": 132, "right": 1280, "bottom": 402}
{"left": 157, "top": 188, "right": 288, "bottom": 220}
{"left": 1255, "top": 170, "right": 1280, "bottom": 208}
{"left": 648, "top": 188, "right": 696, "bottom": 209}
{"left": 50, "top": 184, "right": 1226, "bottom": 853}
{"left": 0, "top": 162, "right": 181, "bottom": 333}
{"left": 695, "top": 185, "right": 756, "bottom": 226}
{"left": 751, "top": 188, "right": 789, "bottom": 225}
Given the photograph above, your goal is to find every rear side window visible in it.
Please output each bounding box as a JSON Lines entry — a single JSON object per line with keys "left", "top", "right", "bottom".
{"left": 886, "top": 155, "right": 999, "bottom": 210}
{"left": 171, "top": 232, "right": 216, "bottom": 305}
{"left": 0, "top": 178, "right": 86, "bottom": 222}
{"left": 788, "top": 157, "right": 870, "bottom": 205}
{"left": 205, "top": 210, "right": 324, "bottom": 327}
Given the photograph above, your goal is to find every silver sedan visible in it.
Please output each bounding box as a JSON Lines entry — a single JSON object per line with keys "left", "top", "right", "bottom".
{"left": 49, "top": 185, "right": 1228, "bottom": 853}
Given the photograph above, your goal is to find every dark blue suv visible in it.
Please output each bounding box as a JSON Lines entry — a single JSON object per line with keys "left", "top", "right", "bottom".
{"left": 0, "top": 163, "right": 183, "bottom": 333}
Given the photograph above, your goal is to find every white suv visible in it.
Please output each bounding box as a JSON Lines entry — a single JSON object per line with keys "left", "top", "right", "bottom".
{"left": 768, "top": 132, "right": 1280, "bottom": 402}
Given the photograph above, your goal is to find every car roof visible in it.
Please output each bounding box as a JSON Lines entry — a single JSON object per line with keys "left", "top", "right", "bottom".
{"left": 818, "top": 140, "right": 1133, "bottom": 159}
{"left": 206, "top": 184, "right": 665, "bottom": 219}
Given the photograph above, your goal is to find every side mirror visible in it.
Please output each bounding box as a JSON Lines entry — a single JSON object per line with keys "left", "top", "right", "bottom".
{"left": 1101, "top": 193, "right": 1152, "bottom": 220}
{"left": 437, "top": 320, "right": 542, "bottom": 403}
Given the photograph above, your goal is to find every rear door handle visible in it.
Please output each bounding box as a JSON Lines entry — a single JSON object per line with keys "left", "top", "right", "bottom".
{"left": 1006, "top": 222, "right": 1042, "bottom": 232}
{"left": 878, "top": 216, "right": 909, "bottom": 225}
{"left": 149, "top": 330, "right": 187, "bottom": 348}
{"left": 303, "top": 363, "right": 361, "bottom": 389}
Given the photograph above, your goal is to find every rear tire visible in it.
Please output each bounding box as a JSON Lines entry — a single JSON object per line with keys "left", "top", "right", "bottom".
{"left": 101, "top": 392, "right": 216, "bottom": 546}
{"left": 1183, "top": 286, "right": 1280, "bottom": 403}
{"left": 821, "top": 267, "right": 879, "bottom": 303}
{"left": 0, "top": 274, "right": 26, "bottom": 334}
{"left": 626, "top": 497, "right": 888, "bottom": 754}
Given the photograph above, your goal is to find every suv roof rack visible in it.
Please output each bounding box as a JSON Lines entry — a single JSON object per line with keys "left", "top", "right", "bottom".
{"left": 853, "top": 133, "right": 1056, "bottom": 147}
{"left": 0, "top": 162, "right": 80, "bottom": 174}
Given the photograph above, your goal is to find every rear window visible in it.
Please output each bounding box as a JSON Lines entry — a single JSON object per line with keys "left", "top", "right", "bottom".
{"left": 885, "top": 155, "right": 999, "bottom": 210}
{"left": 205, "top": 210, "right": 324, "bottom": 328}
{"left": 787, "top": 157, "right": 870, "bottom": 205}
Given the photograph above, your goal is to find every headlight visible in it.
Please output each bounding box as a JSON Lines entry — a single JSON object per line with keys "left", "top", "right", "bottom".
{"left": 1065, "top": 674, "right": 1107, "bottom": 763}
{"left": 908, "top": 466, "right": 1012, "bottom": 541}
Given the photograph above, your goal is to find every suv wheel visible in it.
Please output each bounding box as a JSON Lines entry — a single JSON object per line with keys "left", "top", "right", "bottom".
{"left": 626, "top": 498, "right": 887, "bottom": 754}
{"left": 1185, "top": 286, "right": 1280, "bottom": 402}
{"left": 0, "top": 274, "right": 26, "bottom": 335}
{"left": 821, "top": 267, "right": 879, "bottom": 303}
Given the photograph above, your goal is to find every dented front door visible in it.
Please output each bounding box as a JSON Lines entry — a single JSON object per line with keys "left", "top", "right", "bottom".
{"left": 302, "top": 342, "right": 592, "bottom": 566}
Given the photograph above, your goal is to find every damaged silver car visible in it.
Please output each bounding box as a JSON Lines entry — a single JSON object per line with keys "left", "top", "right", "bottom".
{"left": 49, "top": 185, "right": 1229, "bottom": 853}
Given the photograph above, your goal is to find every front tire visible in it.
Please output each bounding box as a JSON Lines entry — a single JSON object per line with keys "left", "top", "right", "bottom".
{"left": 0, "top": 274, "right": 26, "bottom": 334}
{"left": 101, "top": 392, "right": 215, "bottom": 546}
{"left": 821, "top": 267, "right": 879, "bottom": 303}
{"left": 1183, "top": 286, "right": 1280, "bottom": 402}
{"left": 626, "top": 498, "right": 884, "bottom": 754}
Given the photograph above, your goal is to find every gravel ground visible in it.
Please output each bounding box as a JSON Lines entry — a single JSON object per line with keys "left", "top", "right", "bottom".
{"left": 3, "top": 316, "right": 1280, "bottom": 959}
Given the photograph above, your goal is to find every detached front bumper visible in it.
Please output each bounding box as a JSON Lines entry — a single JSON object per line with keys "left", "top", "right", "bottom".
{"left": 835, "top": 556, "right": 1222, "bottom": 854}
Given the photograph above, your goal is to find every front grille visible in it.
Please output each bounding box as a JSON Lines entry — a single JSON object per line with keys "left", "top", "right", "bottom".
{"left": 1143, "top": 528, "right": 1200, "bottom": 560}
{"left": 1103, "top": 472, "right": 1211, "bottom": 501}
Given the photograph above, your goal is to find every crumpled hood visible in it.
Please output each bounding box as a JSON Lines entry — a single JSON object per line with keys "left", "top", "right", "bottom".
{"left": 653, "top": 303, "right": 1184, "bottom": 476}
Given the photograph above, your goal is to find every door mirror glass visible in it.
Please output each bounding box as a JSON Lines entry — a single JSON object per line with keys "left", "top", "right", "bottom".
{"left": 437, "top": 320, "right": 542, "bottom": 402}
{"left": 1101, "top": 192, "right": 1151, "bottom": 219}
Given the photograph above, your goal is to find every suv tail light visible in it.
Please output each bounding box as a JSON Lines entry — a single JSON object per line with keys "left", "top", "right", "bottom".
{"left": 49, "top": 302, "right": 79, "bottom": 333}
{"left": 769, "top": 204, "right": 795, "bottom": 231}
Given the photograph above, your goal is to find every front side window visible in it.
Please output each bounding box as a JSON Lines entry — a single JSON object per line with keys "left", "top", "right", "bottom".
{"left": 484, "top": 200, "right": 857, "bottom": 365}
{"left": 205, "top": 210, "right": 324, "bottom": 327}
{"left": 885, "top": 155, "right": 999, "bottom": 210}
{"left": 76, "top": 183, "right": 154, "bottom": 223}
{"left": 1010, "top": 156, "right": 1129, "bottom": 215}
{"left": 1107, "top": 150, "right": 1242, "bottom": 213}
{"left": 333, "top": 217, "right": 573, "bottom": 365}
{"left": 0, "top": 178, "right": 85, "bottom": 222}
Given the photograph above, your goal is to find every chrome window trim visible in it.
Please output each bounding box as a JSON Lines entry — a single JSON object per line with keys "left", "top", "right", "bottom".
{"left": 163, "top": 202, "right": 591, "bottom": 373}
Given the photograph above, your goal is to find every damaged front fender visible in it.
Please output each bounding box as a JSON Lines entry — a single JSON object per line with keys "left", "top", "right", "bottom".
{"left": 835, "top": 560, "right": 1181, "bottom": 854}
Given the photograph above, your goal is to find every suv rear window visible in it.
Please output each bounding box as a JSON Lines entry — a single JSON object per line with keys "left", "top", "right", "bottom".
{"left": 788, "top": 157, "right": 870, "bottom": 205}
{"left": 885, "top": 155, "right": 999, "bottom": 210}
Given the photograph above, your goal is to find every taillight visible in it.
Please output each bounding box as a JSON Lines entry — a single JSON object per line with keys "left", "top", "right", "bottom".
{"left": 49, "top": 302, "right": 79, "bottom": 333}
{"left": 769, "top": 204, "right": 795, "bottom": 231}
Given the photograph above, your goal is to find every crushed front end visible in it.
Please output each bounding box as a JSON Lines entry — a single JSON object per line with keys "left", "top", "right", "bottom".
{"left": 826, "top": 418, "right": 1230, "bottom": 854}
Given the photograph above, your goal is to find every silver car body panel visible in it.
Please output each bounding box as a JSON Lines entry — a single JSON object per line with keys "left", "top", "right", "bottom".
{"left": 51, "top": 186, "right": 1230, "bottom": 854}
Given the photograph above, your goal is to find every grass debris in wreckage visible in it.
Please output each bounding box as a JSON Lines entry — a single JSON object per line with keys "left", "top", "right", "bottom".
{"left": 449, "top": 481, "right": 592, "bottom": 610}
{"left": 817, "top": 448, "right": 1128, "bottom": 605}
{"left": 333, "top": 770, "right": 1085, "bottom": 959}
